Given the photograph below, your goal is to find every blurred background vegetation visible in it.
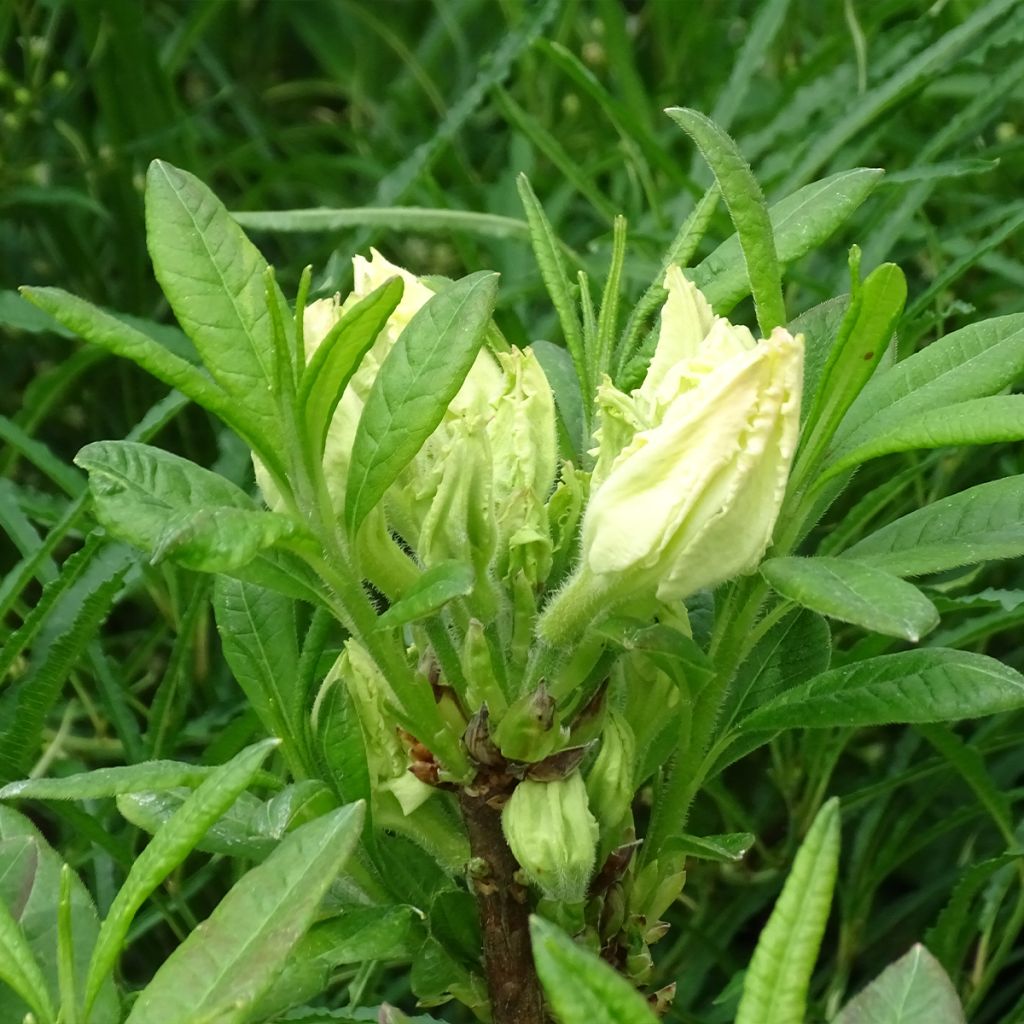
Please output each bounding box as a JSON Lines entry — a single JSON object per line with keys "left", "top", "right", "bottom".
{"left": 2, "top": 1, "right": 1024, "bottom": 1021}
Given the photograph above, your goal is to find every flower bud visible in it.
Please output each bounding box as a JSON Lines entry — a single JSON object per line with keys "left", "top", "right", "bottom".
{"left": 501, "top": 772, "right": 599, "bottom": 902}
{"left": 492, "top": 684, "right": 560, "bottom": 763}
{"left": 540, "top": 269, "right": 803, "bottom": 645}
{"left": 585, "top": 710, "right": 636, "bottom": 850}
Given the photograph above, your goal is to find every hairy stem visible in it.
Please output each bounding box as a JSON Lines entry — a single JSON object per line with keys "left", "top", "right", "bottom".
{"left": 459, "top": 772, "right": 545, "bottom": 1024}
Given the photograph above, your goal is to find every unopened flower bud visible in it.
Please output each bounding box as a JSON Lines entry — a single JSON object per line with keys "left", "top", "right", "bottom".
{"left": 492, "top": 684, "right": 560, "bottom": 763}
{"left": 501, "top": 772, "right": 599, "bottom": 902}
{"left": 585, "top": 710, "right": 636, "bottom": 850}
{"left": 539, "top": 269, "right": 803, "bottom": 646}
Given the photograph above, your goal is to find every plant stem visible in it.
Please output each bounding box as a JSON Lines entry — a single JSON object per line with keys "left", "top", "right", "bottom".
{"left": 459, "top": 770, "right": 545, "bottom": 1024}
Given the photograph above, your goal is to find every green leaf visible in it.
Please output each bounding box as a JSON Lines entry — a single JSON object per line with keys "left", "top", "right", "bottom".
{"left": 377, "top": 561, "right": 475, "bottom": 629}
{"left": 0, "top": 761, "right": 213, "bottom": 802}
{"left": 761, "top": 556, "right": 939, "bottom": 641}
{"left": 152, "top": 505, "right": 296, "bottom": 572}
{"left": 837, "top": 313, "right": 1024, "bottom": 448}
{"left": 311, "top": 673, "right": 371, "bottom": 809}
{"left": 793, "top": 259, "right": 907, "bottom": 488}
{"left": 144, "top": 160, "right": 282, "bottom": 434}
{"left": 735, "top": 798, "right": 840, "bottom": 1024}
{"left": 531, "top": 339, "right": 585, "bottom": 458}
{"left": 787, "top": 295, "right": 850, "bottom": 426}
{"left": 721, "top": 609, "right": 831, "bottom": 730}
{"left": 842, "top": 475, "right": 1024, "bottom": 577}
{"left": 530, "top": 916, "right": 657, "bottom": 1024}
{"left": 667, "top": 106, "right": 785, "bottom": 334}
{"left": 18, "top": 287, "right": 233, "bottom": 425}
{"left": 662, "top": 832, "right": 755, "bottom": 863}
{"left": 739, "top": 649, "right": 1024, "bottom": 732}
{"left": 824, "top": 395, "right": 1024, "bottom": 481}
{"left": 694, "top": 168, "right": 883, "bottom": 315}
{"left": 213, "top": 578, "right": 309, "bottom": 777}
{"left": 0, "top": 807, "right": 119, "bottom": 1024}
{"left": 516, "top": 175, "right": 587, "bottom": 398}
{"left": 345, "top": 271, "right": 499, "bottom": 534}
{"left": 124, "top": 802, "right": 366, "bottom": 1024}
{"left": 0, "top": 895, "right": 55, "bottom": 1024}
{"left": 833, "top": 945, "right": 965, "bottom": 1024}
{"left": 83, "top": 740, "right": 278, "bottom": 1016}
{"left": 75, "top": 441, "right": 296, "bottom": 573}
{"left": 299, "top": 277, "right": 404, "bottom": 458}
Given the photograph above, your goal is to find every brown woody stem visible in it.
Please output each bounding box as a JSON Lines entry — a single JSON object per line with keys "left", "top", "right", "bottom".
{"left": 459, "top": 772, "right": 546, "bottom": 1024}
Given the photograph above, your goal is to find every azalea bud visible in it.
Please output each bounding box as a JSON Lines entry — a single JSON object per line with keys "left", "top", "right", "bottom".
{"left": 501, "top": 772, "right": 599, "bottom": 902}
{"left": 492, "top": 684, "right": 560, "bottom": 763}
{"left": 540, "top": 269, "right": 803, "bottom": 646}
{"left": 585, "top": 710, "right": 636, "bottom": 851}
{"left": 488, "top": 347, "right": 557, "bottom": 583}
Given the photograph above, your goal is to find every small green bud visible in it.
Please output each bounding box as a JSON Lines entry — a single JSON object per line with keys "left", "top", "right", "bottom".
{"left": 585, "top": 710, "right": 636, "bottom": 853}
{"left": 492, "top": 684, "right": 560, "bottom": 762}
{"left": 461, "top": 619, "right": 507, "bottom": 714}
{"left": 630, "top": 853, "right": 686, "bottom": 924}
{"left": 502, "top": 772, "right": 598, "bottom": 902}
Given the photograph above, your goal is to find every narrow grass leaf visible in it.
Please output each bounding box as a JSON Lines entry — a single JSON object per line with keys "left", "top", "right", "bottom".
{"left": 345, "top": 272, "right": 498, "bottom": 534}
{"left": 842, "top": 475, "right": 1024, "bottom": 577}
{"left": 735, "top": 799, "right": 840, "bottom": 1024}
{"left": 740, "top": 649, "right": 1024, "bottom": 732}
{"left": 833, "top": 945, "right": 965, "bottom": 1024}
{"left": 760, "top": 557, "right": 938, "bottom": 641}
{"left": 234, "top": 206, "right": 529, "bottom": 240}
{"left": 124, "top": 802, "right": 365, "bottom": 1024}
{"left": 0, "top": 762, "right": 212, "bottom": 802}
{"left": 667, "top": 107, "right": 785, "bottom": 334}
{"left": 0, "top": 540, "right": 133, "bottom": 784}
{"left": 83, "top": 740, "right": 278, "bottom": 1016}
{"left": 531, "top": 916, "right": 656, "bottom": 1024}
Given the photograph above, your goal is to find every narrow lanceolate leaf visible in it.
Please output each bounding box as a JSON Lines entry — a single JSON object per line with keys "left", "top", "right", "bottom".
{"left": 735, "top": 799, "right": 841, "bottom": 1024}
{"left": 376, "top": 561, "right": 475, "bottom": 629}
{"left": 667, "top": 106, "right": 785, "bottom": 334}
{"left": 0, "top": 897, "right": 55, "bottom": 1024}
{"left": 0, "top": 761, "right": 212, "bottom": 802}
{"left": 833, "top": 945, "right": 965, "bottom": 1024}
{"left": 794, "top": 260, "right": 907, "bottom": 486}
{"left": 531, "top": 917, "right": 657, "bottom": 1024}
{"left": 83, "top": 741, "right": 278, "bottom": 1017}
{"left": 843, "top": 475, "right": 1024, "bottom": 577}
{"left": 76, "top": 441, "right": 294, "bottom": 573}
{"left": 145, "top": 160, "right": 282, "bottom": 433}
{"left": 19, "top": 288, "right": 225, "bottom": 413}
{"left": 760, "top": 556, "right": 938, "bottom": 641}
{"left": 693, "top": 168, "right": 883, "bottom": 315}
{"left": 213, "top": 578, "right": 309, "bottom": 776}
{"left": 837, "top": 313, "right": 1024, "bottom": 447}
{"left": 824, "top": 395, "right": 1024, "bottom": 481}
{"left": 739, "top": 649, "right": 1024, "bottom": 732}
{"left": 299, "top": 277, "right": 404, "bottom": 457}
{"left": 345, "top": 271, "right": 499, "bottom": 534}
{"left": 516, "top": 176, "right": 586, "bottom": 393}
{"left": 125, "top": 802, "right": 366, "bottom": 1024}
